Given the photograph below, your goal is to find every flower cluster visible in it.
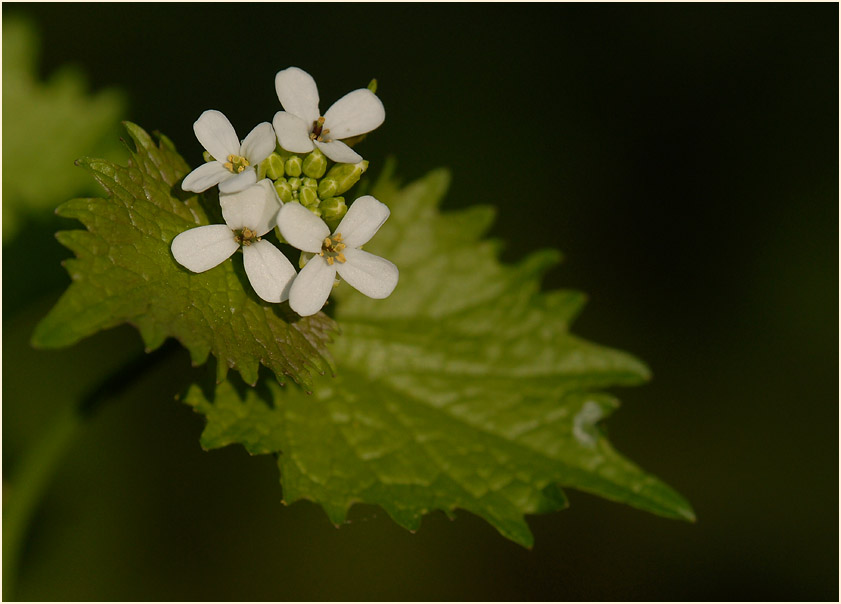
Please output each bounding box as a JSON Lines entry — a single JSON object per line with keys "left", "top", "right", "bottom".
{"left": 172, "top": 67, "right": 398, "bottom": 317}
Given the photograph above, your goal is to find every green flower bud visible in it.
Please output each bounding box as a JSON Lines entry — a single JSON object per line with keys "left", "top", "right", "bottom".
{"left": 319, "top": 160, "right": 368, "bottom": 197}
{"left": 302, "top": 148, "right": 327, "bottom": 179}
{"left": 264, "top": 152, "right": 285, "bottom": 179}
{"left": 287, "top": 177, "right": 301, "bottom": 191}
{"left": 301, "top": 177, "right": 318, "bottom": 189}
{"left": 317, "top": 178, "right": 338, "bottom": 199}
{"left": 274, "top": 148, "right": 296, "bottom": 162}
{"left": 284, "top": 155, "right": 303, "bottom": 177}
{"left": 299, "top": 186, "right": 319, "bottom": 209}
{"left": 273, "top": 178, "right": 293, "bottom": 203}
{"left": 202, "top": 151, "right": 215, "bottom": 163}
{"left": 320, "top": 196, "right": 347, "bottom": 224}
{"left": 367, "top": 78, "right": 378, "bottom": 94}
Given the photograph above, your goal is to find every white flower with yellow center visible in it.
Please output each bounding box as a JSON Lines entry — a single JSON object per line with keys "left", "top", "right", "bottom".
{"left": 182, "top": 110, "right": 276, "bottom": 194}
{"left": 272, "top": 67, "right": 385, "bottom": 164}
{"left": 277, "top": 196, "right": 398, "bottom": 316}
{"left": 171, "top": 180, "right": 296, "bottom": 303}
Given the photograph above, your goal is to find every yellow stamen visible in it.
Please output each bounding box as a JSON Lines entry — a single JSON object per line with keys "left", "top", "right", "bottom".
{"left": 235, "top": 227, "right": 260, "bottom": 246}
{"left": 224, "top": 154, "right": 250, "bottom": 174}
{"left": 320, "top": 233, "right": 348, "bottom": 264}
{"left": 310, "top": 117, "right": 331, "bottom": 142}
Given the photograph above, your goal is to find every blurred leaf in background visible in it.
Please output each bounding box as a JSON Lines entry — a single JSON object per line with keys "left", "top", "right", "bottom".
{"left": 2, "top": 17, "right": 125, "bottom": 242}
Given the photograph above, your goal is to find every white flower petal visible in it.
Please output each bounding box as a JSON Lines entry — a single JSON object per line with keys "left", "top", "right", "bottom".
{"left": 194, "top": 110, "right": 240, "bottom": 163}
{"left": 240, "top": 122, "right": 276, "bottom": 165}
{"left": 242, "top": 240, "right": 297, "bottom": 303}
{"left": 336, "top": 248, "right": 398, "bottom": 299}
{"left": 182, "top": 161, "right": 230, "bottom": 193}
{"left": 275, "top": 67, "right": 320, "bottom": 125}
{"left": 171, "top": 225, "right": 238, "bottom": 273}
{"left": 289, "top": 255, "right": 336, "bottom": 316}
{"left": 277, "top": 202, "right": 330, "bottom": 253}
{"left": 333, "top": 195, "right": 390, "bottom": 248}
{"left": 264, "top": 176, "right": 283, "bottom": 206}
{"left": 218, "top": 168, "right": 257, "bottom": 194}
{"left": 314, "top": 139, "right": 362, "bottom": 164}
{"left": 323, "top": 89, "right": 385, "bottom": 139}
{"left": 220, "top": 180, "right": 280, "bottom": 236}
{"left": 273, "top": 111, "right": 315, "bottom": 154}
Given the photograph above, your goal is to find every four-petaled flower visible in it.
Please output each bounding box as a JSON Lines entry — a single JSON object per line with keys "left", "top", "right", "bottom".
{"left": 277, "top": 196, "right": 399, "bottom": 316}
{"left": 175, "top": 68, "right": 394, "bottom": 316}
{"left": 273, "top": 67, "right": 385, "bottom": 164}
{"left": 182, "top": 110, "right": 276, "bottom": 194}
{"left": 171, "top": 180, "right": 296, "bottom": 303}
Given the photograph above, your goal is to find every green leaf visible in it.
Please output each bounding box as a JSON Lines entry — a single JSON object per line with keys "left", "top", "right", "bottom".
{"left": 32, "top": 123, "right": 335, "bottom": 388}
{"left": 2, "top": 18, "right": 125, "bottom": 242}
{"left": 185, "top": 166, "right": 694, "bottom": 546}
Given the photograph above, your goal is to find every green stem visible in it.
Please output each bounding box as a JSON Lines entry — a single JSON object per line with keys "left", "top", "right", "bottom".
{"left": 3, "top": 406, "right": 81, "bottom": 600}
{"left": 2, "top": 341, "right": 179, "bottom": 600}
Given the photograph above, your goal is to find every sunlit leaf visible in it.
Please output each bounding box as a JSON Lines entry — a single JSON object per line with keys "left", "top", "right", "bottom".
{"left": 33, "top": 123, "right": 335, "bottom": 388}
{"left": 185, "top": 167, "right": 694, "bottom": 546}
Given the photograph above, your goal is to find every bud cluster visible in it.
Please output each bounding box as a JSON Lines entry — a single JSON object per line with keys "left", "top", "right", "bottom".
{"left": 256, "top": 149, "right": 367, "bottom": 230}
{"left": 172, "top": 66, "right": 398, "bottom": 317}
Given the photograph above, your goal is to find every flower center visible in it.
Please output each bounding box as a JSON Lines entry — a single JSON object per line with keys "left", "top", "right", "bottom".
{"left": 234, "top": 227, "right": 260, "bottom": 246}
{"left": 310, "top": 116, "right": 332, "bottom": 142}
{"left": 224, "top": 154, "right": 250, "bottom": 174}
{"left": 320, "top": 233, "right": 346, "bottom": 265}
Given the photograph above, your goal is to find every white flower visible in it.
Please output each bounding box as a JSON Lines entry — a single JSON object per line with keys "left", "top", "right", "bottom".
{"left": 171, "top": 180, "right": 296, "bottom": 303}
{"left": 272, "top": 67, "right": 385, "bottom": 165}
{"left": 182, "top": 110, "right": 276, "bottom": 194}
{"left": 277, "top": 195, "right": 398, "bottom": 316}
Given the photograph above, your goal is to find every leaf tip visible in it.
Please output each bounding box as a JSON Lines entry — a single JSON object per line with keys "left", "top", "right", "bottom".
{"left": 677, "top": 503, "right": 697, "bottom": 523}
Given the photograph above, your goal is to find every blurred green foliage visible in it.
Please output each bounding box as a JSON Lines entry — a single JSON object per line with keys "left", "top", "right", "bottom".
{"left": 2, "top": 17, "right": 124, "bottom": 241}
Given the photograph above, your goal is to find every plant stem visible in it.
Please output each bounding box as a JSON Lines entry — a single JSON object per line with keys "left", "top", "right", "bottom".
{"left": 2, "top": 406, "right": 81, "bottom": 600}
{"left": 2, "top": 341, "right": 180, "bottom": 600}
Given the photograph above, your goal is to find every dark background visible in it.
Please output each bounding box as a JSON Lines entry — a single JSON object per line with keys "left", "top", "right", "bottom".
{"left": 3, "top": 3, "right": 838, "bottom": 600}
